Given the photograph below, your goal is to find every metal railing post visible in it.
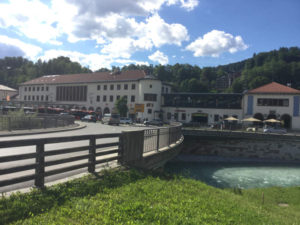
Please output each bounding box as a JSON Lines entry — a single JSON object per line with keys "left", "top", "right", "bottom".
{"left": 35, "top": 142, "right": 45, "bottom": 188}
{"left": 156, "top": 129, "right": 160, "bottom": 151}
{"left": 8, "top": 117, "right": 11, "bottom": 131}
{"left": 88, "top": 136, "right": 96, "bottom": 173}
{"left": 168, "top": 127, "right": 171, "bottom": 146}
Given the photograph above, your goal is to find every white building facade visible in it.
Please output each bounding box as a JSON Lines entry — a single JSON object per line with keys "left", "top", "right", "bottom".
{"left": 18, "top": 71, "right": 300, "bottom": 129}
{"left": 19, "top": 71, "right": 163, "bottom": 120}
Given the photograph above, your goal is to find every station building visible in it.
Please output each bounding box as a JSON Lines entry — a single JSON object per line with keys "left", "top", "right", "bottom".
{"left": 18, "top": 70, "right": 171, "bottom": 121}
{"left": 18, "top": 70, "right": 300, "bottom": 129}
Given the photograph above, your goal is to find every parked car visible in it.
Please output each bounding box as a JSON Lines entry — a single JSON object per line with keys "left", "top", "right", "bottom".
{"left": 263, "top": 127, "right": 287, "bottom": 134}
{"left": 144, "top": 119, "right": 163, "bottom": 126}
{"left": 102, "top": 113, "right": 120, "bottom": 125}
{"left": 120, "top": 117, "right": 132, "bottom": 124}
{"left": 81, "top": 115, "right": 97, "bottom": 123}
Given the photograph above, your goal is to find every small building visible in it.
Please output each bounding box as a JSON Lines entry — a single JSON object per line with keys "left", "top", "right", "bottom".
{"left": 0, "top": 84, "right": 17, "bottom": 101}
{"left": 243, "top": 82, "right": 300, "bottom": 129}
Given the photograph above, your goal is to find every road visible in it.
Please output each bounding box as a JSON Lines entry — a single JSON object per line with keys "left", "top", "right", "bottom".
{"left": 0, "top": 122, "right": 148, "bottom": 193}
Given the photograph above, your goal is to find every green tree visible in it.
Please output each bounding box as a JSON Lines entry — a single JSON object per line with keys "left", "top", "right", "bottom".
{"left": 115, "top": 96, "right": 128, "bottom": 117}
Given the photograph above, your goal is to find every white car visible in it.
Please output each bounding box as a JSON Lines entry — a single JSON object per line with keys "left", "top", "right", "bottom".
{"left": 263, "top": 127, "right": 287, "bottom": 134}
{"left": 120, "top": 117, "right": 132, "bottom": 124}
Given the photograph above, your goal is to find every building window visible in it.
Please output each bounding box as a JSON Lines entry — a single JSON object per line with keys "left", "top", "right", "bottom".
{"left": 124, "top": 84, "right": 128, "bottom": 90}
{"left": 28, "top": 96, "right": 31, "bottom": 100}
{"left": 148, "top": 108, "right": 152, "bottom": 114}
{"left": 110, "top": 84, "right": 114, "bottom": 90}
{"left": 214, "top": 114, "right": 219, "bottom": 122}
{"left": 32, "top": 96, "right": 35, "bottom": 101}
{"left": 257, "top": 98, "right": 289, "bottom": 107}
{"left": 37, "top": 87, "right": 40, "bottom": 91}
{"left": 25, "top": 87, "right": 27, "bottom": 92}
{"left": 166, "top": 87, "right": 168, "bottom": 93}
{"left": 56, "top": 86, "right": 87, "bottom": 101}
{"left": 29, "top": 87, "right": 31, "bottom": 91}
{"left": 104, "top": 85, "right": 107, "bottom": 90}
{"left": 46, "top": 95, "right": 48, "bottom": 101}
{"left": 103, "top": 95, "right": 107, "bottom": 102}
{"left": 181, "top": 113, "right": 186, "bottom": 120}
{"left": 117, "top": 95, "right": 120, "bottom": 100}
{"left": 131, "top": 95, "right": 135, "bottom": 102}
{"left": 41, "top": 86, "right": 44, "bottom": 91}
{"left": 167, "top": 112, "right": 171, "bottom": 120}
{"left": 97, "top": 96, "right": 100, "bottom": 102}
{"left": 97, "top": 85, "right": 101, "bottom": 90}
{"left": 46, "top": 86, "right": 49, "bottom": 91}
{"left": 33, "top": 87, "right": 35, "bottom": 91}
{"left": 144, "top": 93, "right": 157, "bottom": 101}
{"left": 123, "top": 96, "right": 127, "bottom": 102}
{"left": 149, "top": 84, "right": 152, "bottom": 88}
{"left": 110, "top": 95, "right": 114, "bottom": 102}
{"left": 117, "top": 84, "right": 121, "bottom": 90}
{"left": 41, "top": 95, "right": 44, "bottom": 101}
{"left": 131, "top": 84, "right": 136, "bottom": 90}
{"left": 174, "top": 113, "right": 178, "bottom": 120}
{"left": 24, "top": 96, "right": 27, "bottom": 101}
{"left": 162, "top": 87, "right": 164, "bottom": 93}
{"left": 37, "top": 96, "right": 39, "bottom": 101}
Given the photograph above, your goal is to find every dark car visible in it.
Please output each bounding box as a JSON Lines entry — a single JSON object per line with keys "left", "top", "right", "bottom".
{"left": 263, "top": 127, "right": 287, "bottom": 134}
{"left": 144, "top": 119, "right": 163, "bottom": 126}
{"left": 81, "top": 115, "right": 97, "bottom": 123}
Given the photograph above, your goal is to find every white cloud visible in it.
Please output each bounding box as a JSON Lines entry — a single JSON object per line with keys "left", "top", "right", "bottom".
{"left": 40, "top": 50, "right": 114, "bottom": 71}
{"left": 145, "top": 14, "right": 189, "bottom": 48}
{"left": 0, "top": 35, "right": 42, "bottom": 59}
{"left": 186, "top": 30, "right": 248, "bottom": 57}
{"left": 0, "top": 0, "right": 199, "bottom": 68}
{"left": 148, "top": 50, "right": 169, "bottom": 65}
{"left": 0, "top": 0, "right": 62, "bottom": 45}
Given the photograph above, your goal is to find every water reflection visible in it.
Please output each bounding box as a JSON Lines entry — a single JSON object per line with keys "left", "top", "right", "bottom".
{"left": 165, "top": 161, "right": 300, "bottom": 189}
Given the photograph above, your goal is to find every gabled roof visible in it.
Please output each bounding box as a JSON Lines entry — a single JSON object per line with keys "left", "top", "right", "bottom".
{"left": 0, "top": 84, "right": 17, "bottom": 92}
{"left": 21, "top": 70, "right": 148, "bottom": 85}
{"left": 247, "top": 82, "right": 300, "bottom": 94}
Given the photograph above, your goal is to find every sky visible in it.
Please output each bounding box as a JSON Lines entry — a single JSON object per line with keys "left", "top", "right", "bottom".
{"left": 0, "top": 0, "right": 299, "bottom": 71}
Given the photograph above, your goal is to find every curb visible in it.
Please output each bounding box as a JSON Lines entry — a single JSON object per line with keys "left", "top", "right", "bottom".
{"left": 0, "top": 123, "right": 86, "bottom": 137}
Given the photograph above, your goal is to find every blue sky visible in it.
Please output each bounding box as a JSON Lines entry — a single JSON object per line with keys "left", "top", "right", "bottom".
{"left": 0, "top": 0, "right": 299, "bottom": 70}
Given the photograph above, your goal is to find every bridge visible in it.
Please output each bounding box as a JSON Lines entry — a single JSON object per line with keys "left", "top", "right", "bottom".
{"left": 0, "top": 123, "right": 183, "bottom": 193}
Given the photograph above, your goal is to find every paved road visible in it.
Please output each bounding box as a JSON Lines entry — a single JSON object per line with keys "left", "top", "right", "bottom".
{"left": 0, "top": 122, "right": 149, "bottom": 193}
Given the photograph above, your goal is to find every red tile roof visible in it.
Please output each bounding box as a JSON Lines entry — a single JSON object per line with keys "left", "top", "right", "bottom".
{"left": 21, "top": 70, "right": 147, "bottom": 85}
{"left": 247, "top": 82, "right": 300, "bottom": 94}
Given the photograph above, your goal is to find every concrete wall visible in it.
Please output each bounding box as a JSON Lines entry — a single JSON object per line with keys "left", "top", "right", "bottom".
{"left": 182, "top": 130, "right": 300, "bottom": 162}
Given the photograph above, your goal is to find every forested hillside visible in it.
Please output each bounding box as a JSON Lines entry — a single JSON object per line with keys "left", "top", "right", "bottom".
{"left": 0, "top": 56, "right": 91, "bottom": 89}
{"left": 1, "top": 47, "right": 300, "bottom": 92}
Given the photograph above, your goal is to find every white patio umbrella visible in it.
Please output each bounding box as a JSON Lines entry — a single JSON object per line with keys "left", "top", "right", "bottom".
{"left": 242, "top": 117, "right": 262, "bottom": 122}
{"left": 264, "top": 119, "right": 281, "bottom": 123}
{"left": 224, "top": 116, "right": 239, "bottom": 121}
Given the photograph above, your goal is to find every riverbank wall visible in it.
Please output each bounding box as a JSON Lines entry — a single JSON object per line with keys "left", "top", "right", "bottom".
{"left": 182, "top": 129, "right": 300, "bottom": 162}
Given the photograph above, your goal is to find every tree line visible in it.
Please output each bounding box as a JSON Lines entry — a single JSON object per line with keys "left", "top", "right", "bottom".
{"left": 1, "top": 47, "right": 300, "bottom": 92}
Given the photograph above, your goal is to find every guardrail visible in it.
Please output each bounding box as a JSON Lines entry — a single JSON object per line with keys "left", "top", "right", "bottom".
{"left": 143, "top": 124, "right": 182, "bottom": 153}
{"left": 0, "top": 124, "right": 183, "bottom": 191}
{"left": 0, "top": 133, "right": 120, "bottom": 190}
{"left": 0, "top": 115, "right": 75, "bottom": 131}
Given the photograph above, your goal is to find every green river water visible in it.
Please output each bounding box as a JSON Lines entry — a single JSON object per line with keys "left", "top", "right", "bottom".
{"left": 165, "top": 160, "right": 300, "bottom": 189}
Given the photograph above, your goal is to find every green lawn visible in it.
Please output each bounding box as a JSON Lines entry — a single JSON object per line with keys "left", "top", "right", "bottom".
{"left": 1, "top": 169, "right": 300, "bottom": 225}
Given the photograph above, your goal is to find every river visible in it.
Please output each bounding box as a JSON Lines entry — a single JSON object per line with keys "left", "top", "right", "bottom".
{"left": 165, "top": 156, "right": 300, "bottom": 189}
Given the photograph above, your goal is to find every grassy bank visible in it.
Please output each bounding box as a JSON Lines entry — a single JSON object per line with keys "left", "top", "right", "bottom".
{"left": 1, "top": 169, "right": 300, "bottom": 225}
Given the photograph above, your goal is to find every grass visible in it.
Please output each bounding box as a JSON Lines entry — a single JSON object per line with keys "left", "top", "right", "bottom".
{"left": 1, "top": 169, "right": 300, "bottom": 225}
